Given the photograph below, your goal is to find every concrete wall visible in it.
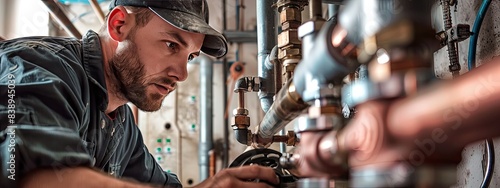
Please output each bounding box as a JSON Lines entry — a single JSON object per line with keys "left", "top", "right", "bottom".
{"left": 433, "top": 1, "right": 500, "bottom": 187}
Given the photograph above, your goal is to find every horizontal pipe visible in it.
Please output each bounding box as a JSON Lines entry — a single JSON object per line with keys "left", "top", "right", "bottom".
{"left": 223, "top": 31, "right": 257, "bottom": 43}
{"left": 41, "top": 0, "right": 82, "bottom": 38}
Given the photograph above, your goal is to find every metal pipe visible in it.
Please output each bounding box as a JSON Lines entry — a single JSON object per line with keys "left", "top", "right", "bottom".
{"left": 209, "top": 150, "right": 216, "bottom": 177}
{"left": 309, "top": 0, "right": 322, "bottom": 18}
{"left": 198, "top": 54, "right": 213, "bottom": 181}
{"left": 257, "top": 0, "right": 278, "bottom": 112}
{"left": 222, "top": 0, "right": 230, "bottom": 169}
{"left": 328, "top": 4, "right": 339, "bottom": 19}
{"left": 294, "top": 20, "right": 358, "bottom": 102}
{"left": 279, "top": 129, "right": 286, "bottom": 153}
{"left": 238, "top": 92, "right": 245, "bottom": 108}
{"left": 88, "top": 0, "right": 105, "bottom": 24}
{"left": 258, "top": 79, "right": 309, "bottom": 140}
{"left": 41, "top": 0, "right": 82, "bottom": 38}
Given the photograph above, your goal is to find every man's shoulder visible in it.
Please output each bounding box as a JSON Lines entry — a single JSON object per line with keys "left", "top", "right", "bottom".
{"left": 1, "top": 36, "right": 82, "bottom": 52}
{"left": 0, "top": 36, "right": 84, "bottom": 67}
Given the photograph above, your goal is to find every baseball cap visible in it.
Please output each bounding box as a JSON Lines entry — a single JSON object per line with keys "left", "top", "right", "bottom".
{"left": 109, "top": 0, "right": 228, "bottom": 58}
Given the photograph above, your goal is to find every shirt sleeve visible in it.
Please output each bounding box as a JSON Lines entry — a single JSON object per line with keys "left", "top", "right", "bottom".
{"left": 121, "top": 120, "right": 183, "bottom": 188}
{"left": 0, "top": 39, "right": 92, "bottom": 187}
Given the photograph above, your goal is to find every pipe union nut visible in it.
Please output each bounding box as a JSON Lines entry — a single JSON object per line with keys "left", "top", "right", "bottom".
{"left": 279, "top": 7, "right": 302, "bottom": 24}
{"left": 233, "top": 115, "right": 250, "bottom": 126}
{"left": 233, "top": 108, "right": 249, "bottom": 116}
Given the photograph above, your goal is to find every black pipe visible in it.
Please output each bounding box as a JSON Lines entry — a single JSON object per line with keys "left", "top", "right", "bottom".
{"left": 222, "top": 0, "right": 229, "bottom": 169}
{"left": 233, "top": 129, "right": 249, "bottom": 145}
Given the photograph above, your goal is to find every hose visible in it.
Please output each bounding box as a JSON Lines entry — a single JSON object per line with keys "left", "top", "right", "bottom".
{"left": 481, "top": 139, "right": 494, "bottom": 188}
{"left": 466, "top": 1, "right": 494, "bottom": 187}
{"left": 467, "top": 0, "right": 492, "bottom": 70}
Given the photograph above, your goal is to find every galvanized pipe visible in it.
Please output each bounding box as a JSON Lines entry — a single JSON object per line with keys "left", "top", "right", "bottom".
{"left": 222, "top": 0, "right": 229, "bottom": 169}
{"left": 41, "top": 0, "right": 82, "bottom": 38}
{"left": 328, "top": 4, "right": 339, "bottom": 19}
{"left": 257, "top": 0, "right": 278, "bottom": 112}
{"left": 258, "top": 80, "right": 309, "bottom": 140}
{"left": 198, "top": 55, "right": 213, "bottom": 181}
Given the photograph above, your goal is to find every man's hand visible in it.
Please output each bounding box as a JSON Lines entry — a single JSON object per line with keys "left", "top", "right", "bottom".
{"left": 21, "top": 167, "right": 157, "bottom": 188}
{"left": 194, "top": 165, "right": 279, "bottom": 188}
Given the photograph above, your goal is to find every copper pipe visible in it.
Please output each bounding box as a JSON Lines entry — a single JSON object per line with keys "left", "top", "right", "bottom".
{"left": 41, "top": 0, "right": 82, "bottom": 38}
{"left": 88, "top": 0, "right": 105, "bottom": 24}
{"left": 272, "top": 135, "right": 288, "bottom": 142}
{"left": 333, "top": 61, "right": 500, "bottom": 167}
{"left": 209, "top": 150, "right": 216, "bottom": 177}
{"left": 238, "top": 91, "right": 245, "bottom": 109}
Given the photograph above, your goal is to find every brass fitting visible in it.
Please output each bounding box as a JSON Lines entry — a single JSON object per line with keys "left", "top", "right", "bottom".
{"left": 308, "top": 106, "right": 341, "bottom": 118}
{"left": 278, "top": 29, "right": 300, "bottom": 48}
{"left": 280, "top": 7, "right": 302, "bottom": 30}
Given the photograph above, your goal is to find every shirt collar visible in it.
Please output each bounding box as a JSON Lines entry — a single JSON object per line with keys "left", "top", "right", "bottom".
{"left": 82, "top": 30, "right": 109, "bottom": 112}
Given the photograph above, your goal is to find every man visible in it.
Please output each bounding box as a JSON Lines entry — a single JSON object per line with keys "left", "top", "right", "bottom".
{"left": 0, "top": 0, "right": 278, "bottom": 187}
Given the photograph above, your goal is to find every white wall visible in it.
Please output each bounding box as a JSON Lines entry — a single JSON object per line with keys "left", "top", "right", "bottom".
{"left": 3, "top": 0, "right": 49, "bottom": 39}
{"left": 0, "top": 0, "right": 5, "bottom": 38}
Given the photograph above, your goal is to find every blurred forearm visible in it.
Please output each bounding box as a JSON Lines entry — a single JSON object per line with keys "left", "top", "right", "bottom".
{"left": 388, "top": 60, "right": 500, "bottom": 146}
{"left": 20, "top": 167, "right": 155, "bottom": 188}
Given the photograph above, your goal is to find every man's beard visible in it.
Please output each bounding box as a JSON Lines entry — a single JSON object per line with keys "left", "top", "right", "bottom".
{"left": 108, "top": 39, "right": 173, "bottom": 112}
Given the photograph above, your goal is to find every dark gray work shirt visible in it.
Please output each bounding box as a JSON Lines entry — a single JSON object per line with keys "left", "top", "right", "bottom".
{"left": 0, "top": 30, "right": 181, "bottom": 187}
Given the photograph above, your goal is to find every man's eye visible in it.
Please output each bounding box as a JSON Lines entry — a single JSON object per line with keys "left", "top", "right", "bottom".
{"left": 188, "top": 54, "right": 194, "bottom": 61}
{"left": 166, "top": 42, "right": 178, "bottom": 50}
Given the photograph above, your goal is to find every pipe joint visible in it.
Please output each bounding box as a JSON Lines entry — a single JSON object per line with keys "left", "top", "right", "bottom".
{"left": 234, "top": 77, "right": 260, "bottom": 93}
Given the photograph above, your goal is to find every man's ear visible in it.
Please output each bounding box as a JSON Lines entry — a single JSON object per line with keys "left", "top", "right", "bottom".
{"left": 107, "top": 6, "right": 134, "bottom": 41}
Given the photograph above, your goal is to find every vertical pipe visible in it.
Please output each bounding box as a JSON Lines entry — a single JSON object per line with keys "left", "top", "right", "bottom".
{"left": 199, "top": 55, "right": 213, "bottom": 181}
{"left": 209, "top": 150, "right": 216, "bottom": 177}
{"left": 328, "top": 4, "right": 339, "bottom": 19}
{"left": 279, "top": 129, "right": 286, "bottom": 153}
{"left": 309, "top": 0, "right": 322, "bottom": 18}
{"left": 222, "top": 0, "right": 230, "bottom": 169}
{"left": 257, "top": 0, "right": 278, "bottom": 112}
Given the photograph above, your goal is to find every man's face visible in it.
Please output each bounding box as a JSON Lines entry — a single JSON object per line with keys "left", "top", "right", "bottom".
{"left": 109, "top": 13, "right": 205, "bottom": 112}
